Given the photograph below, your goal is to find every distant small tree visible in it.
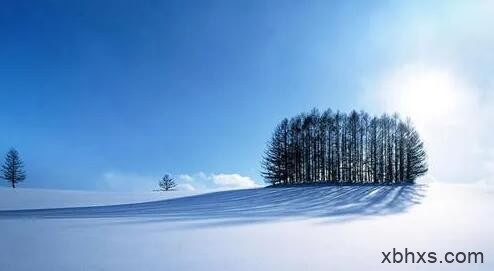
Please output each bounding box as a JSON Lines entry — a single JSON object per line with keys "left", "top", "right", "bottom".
{"left": 159, "top": 174, "right": 176, "bottom": 191}
{"left": 1, "top": 148, "right": 26, "bottom": 189}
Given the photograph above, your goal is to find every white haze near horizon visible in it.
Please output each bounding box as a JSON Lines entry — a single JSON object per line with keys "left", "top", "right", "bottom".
{"left": 363, "top": 0, "right": 494, "bottom": 184}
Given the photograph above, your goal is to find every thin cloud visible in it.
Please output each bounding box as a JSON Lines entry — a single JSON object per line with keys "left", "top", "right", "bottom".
{"left": 177, "top": 172, "right": 261, "bottom": 191}
{"left": 212, "top": 173, "right": 260, "bottom": 189}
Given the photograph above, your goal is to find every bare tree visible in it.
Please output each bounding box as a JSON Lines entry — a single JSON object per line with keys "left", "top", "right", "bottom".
{"left": 404, "top": 120, "right": 428, "bottom": 182}
{"left": 1, "top": 148, "right": 26, "bottom": 189}
{"left": 159, "top": 174, "right": 177, "bottom": 191}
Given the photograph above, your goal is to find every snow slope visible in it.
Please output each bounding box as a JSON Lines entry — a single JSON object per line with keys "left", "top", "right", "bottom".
{"left": 0, "top": 184, "right": 493, "bottom": 271}
{"left": 0, "top": 187, "right": 198, "bottom": 210}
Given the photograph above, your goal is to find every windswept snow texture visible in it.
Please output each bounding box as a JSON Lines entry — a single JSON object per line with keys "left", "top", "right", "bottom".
{"left": 1, "top": 184, "right": 493, "bottom": 271}
{"left": 0, "top": 185, "right": 423, "bottom": 221}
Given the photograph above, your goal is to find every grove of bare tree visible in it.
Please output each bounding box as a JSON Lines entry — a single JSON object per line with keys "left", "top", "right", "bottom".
{"left": 262, "top": 109, "right": 427, "bottom": 186}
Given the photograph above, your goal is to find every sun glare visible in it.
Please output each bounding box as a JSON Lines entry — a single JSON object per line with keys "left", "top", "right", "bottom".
{"left": 382, "top": 66, "right": 468, "bottom": 128}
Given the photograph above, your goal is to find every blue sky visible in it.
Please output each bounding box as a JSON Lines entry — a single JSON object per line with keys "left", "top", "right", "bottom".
{"left": 1, "top": 1, "right": 494, "bottom": 190}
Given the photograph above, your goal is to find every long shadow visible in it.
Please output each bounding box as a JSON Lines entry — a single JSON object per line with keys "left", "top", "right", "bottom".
{"left": 0, "top": 184, "right": 426, "bottom": 225}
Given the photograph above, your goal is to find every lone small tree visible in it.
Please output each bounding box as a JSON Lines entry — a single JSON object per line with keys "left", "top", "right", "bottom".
{"left": 159, "top": 174, "right": 176, "bottom": 191}
{"left": 1, "top": 148, "right": 26, "bottom": 189}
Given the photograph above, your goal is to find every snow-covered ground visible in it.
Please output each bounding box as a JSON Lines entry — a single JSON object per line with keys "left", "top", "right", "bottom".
{"left": 0, "top": 187, "right": 197, "bottom": 210}
{"left": 0, "top": 183, "right": 493, "bottom": 270}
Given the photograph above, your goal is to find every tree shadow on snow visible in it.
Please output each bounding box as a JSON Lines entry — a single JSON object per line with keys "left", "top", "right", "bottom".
{"left": 0, "top": 184, "right": 426, "bottom": 227}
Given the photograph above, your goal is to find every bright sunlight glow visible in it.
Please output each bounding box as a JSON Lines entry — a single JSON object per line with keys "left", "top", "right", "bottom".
{"left": 378, "top": 65, "right": 472, "bottom": 128}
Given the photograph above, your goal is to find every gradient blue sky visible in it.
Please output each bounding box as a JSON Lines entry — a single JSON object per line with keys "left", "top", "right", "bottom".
{"left": 1, "top": 1, "right": 493, "bottom": 190}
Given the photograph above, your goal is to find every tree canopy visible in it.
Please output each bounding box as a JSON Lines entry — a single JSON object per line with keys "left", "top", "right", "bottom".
{"left": 159, "top": 174, "right": 177, "bottom": 191}
{"left": 1, "top": 148, "right": 26, "bottom": 188}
